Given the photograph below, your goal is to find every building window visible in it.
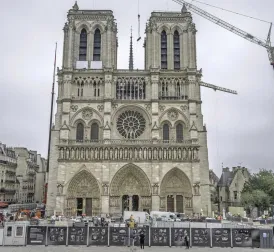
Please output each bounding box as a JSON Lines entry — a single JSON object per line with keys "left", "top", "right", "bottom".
{"left": 176, "top": 123, "right": 183, "bottom": 142}
{"left": 116, "top": 77, "right": 146, "bottom": 100}
{"left": 76, "top": 123, "right": 84, "bottom": 142}
{"left": 91, "top": 123, "right": 99, "bottom": 141}
{"left": 93, "top": 82, "right": 100, "bottom": 97}
{"left": 161, "top": 31, "right": 167, "bottom": 69}
{"left": 233, "top": 191, "right": 238, "bottom": 200}
{"left": 79, "top": 29, "right": 87, "bottom": 61}
{"left": 163, "top": 124, "right": 170, "bottom": 142}
{"left": 173, "top": 30, "right": 180, "bottom": 70}
{"left": 93, "top": 29, "right": 101, "bottom": 61}
{"left": 220, "top": 196, "right": 222, "bottom": 202}
{"left": 7, "top": 227, "right": 12, "bottom": 236}
{"left": 77, "top": 82, "right": 84, "bottom": 97}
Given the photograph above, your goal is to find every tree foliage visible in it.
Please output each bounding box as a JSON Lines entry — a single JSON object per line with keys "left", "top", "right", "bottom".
{"left": 241, "top": 169, "right": 274, "bottom": 210}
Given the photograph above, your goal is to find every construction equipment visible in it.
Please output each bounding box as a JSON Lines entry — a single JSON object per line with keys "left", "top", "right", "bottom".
{"left": 137, "top": 0, "right": 141, "bottom": 41}
{"left": 200, "top": 81, "right": 237, "bottom": 95}
{"left": 172, "top": 0, "right": 274, "bottom": 69}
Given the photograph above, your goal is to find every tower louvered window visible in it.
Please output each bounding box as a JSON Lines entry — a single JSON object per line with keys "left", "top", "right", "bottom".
{"left": 76, "top": 123, "right": 84, "bottom": 142}
{"left": 93, "top": 29, "right": 101, "bottom": 61}
{"left": 91, "top": 123, "right": 99, "bottom": 141}
{"left": 161, "top": 31, "right": 167, "bottom": 69}
{"left": 79, "top": 29, "right": 87, "bottom": 61}
{"left": 163, "top": 123, "right": 170, "bottom": 142}
{"left": 174, "top": 30, "right": 180, "bottom": 70}
{"left": 176, "top": 123, "right": 183, "bottom": 142}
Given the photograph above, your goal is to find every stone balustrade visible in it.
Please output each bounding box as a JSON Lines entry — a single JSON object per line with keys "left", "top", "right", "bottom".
{"left": 58, "top": 140, "right": 199, "bottom": 162}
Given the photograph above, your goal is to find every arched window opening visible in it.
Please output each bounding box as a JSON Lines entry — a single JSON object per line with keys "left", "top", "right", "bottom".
{"left": 93, "top": 29, "right": 101, "bottom": 61}
{"left": 163, "top": 124, "right": 170, "bottom": 142}
{"left": 76, "top": 123, "right": 84, "bottom": 142}
{"left": 161, "top": 31, "right": 167, "bottom": 69}
{"left": 77, "top": 82, "right": 84, "bottom": 97}
{"left": 176, "top": 123, "right": 183, "bottom": 143}
{"left": 173, "top": 30, "right": 180, "bottom": 70}
{"left": 79, "top": 29, "right": 87, "bottom": 61}
{"left": 91, "top": 123, "right": 99, "bottom": 142}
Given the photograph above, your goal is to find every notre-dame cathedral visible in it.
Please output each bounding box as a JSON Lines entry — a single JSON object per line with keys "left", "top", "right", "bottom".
{"left": 46, "top": 1, "right": 211, "bottom": 217}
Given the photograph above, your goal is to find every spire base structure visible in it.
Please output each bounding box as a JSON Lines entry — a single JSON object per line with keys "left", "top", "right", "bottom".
{"left": 129, "top": 27, "right": 134, "bottom": 71}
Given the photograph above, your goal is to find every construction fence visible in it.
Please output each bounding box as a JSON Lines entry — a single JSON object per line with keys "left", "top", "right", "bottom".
{"left": 0, "top": 221, "right": 273, "bottom": 249}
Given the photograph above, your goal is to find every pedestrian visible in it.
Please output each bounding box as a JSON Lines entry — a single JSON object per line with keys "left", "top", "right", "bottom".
{"left": 139, "top": 231, "right": 145, "bottom": 249}
{"left": 184, "top": 231, "right": 190, "bottom": 249}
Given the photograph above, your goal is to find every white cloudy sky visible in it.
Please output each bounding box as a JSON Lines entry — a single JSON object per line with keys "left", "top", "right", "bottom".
{"left": 1, "top": 0, "right": 274, "bottom": 177}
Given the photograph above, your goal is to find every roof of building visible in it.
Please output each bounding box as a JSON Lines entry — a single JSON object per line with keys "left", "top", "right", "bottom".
{"left": 217, "top": 166, "right": 250, "bottom": 187}
{"left": 217, "top": 168, "right": 233, "bottom": 187}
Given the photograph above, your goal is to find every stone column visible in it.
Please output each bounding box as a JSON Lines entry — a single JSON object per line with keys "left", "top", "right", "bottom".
{"left": 62, "top": 23, "right": 69, "bottom": 68}
{"left": 67, "top": 26, "right": 74, "bottom": 68}
{"left": 182, "top": 29, "right": 188, "bottom": 68}
{"left": 88, "top": 31, "right": 93, "bottom": 62}
{"left": 129, "top": 196, "right": 133, "bottom": 211}
{"left": 168, "top": 32, "right": 173, "bottom": 70}
{"left": 82, "top": 198, "right": 86, "bottom": 215}
{"left": 174, "top": 194, "right": 177, "bottom": 212}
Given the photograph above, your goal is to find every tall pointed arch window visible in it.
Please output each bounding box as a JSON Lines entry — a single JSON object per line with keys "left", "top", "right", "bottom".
{"left": 91, "top": 123, "right": 99, "bottom": 142}
{"left": 173, "top": 30, "right": 180, "bottom": 70}
{"left": 79, "top": 29, "right": 87, "bottom": 61}
{"left": 163, "top": 123, "right": 170, "bottom": 142}
{"left": 76, "top": 123, "right": 84, "bottom": 142}
{"left": 93, "top": 29, "right": 101, "bottom": 61}
{"left": 176, "top": 123, "right": 183, "bottom": 142}
{"left": 161, "top": 31, "right": 167, "bottom": 69}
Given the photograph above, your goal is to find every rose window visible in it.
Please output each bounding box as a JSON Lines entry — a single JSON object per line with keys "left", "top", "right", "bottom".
{"left": 117, "top": 111, "right": 146, "bottom": 139}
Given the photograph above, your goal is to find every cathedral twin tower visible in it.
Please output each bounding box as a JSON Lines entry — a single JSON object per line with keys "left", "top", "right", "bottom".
{"left": 47, "top": 2, "right": 211, "bottom": 217}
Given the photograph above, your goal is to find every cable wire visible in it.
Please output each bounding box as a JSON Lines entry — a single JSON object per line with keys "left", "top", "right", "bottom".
{"left": 192, "top": 0, "right": 271, "bottom": 24}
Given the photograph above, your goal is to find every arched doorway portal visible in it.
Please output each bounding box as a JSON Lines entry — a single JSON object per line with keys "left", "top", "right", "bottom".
{"left": 109, "top": 164, "right": 151, "bottom": 215}
{"left": 160, "top": 168, "right": 193, "bottom": 213}
{"left": 66, "top": 170, "right": 100, "bottom": 217}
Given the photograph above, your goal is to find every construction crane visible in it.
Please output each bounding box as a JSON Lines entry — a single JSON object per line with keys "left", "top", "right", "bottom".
{"left": 172, "top": 0, "right": 274, "bottom": 69}
{"left": 200, "top": 81, "right": 237, "bottom": 95}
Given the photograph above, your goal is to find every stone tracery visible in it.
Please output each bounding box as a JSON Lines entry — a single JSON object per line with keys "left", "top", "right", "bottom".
{"left": 160, "top": 168, "right": 192, "bottom": 197}
{"left": 110, "top": 164, "right": 151, "bottom": 197}
{"left": 116, "top": 110, "right": 146, "bottom": 139}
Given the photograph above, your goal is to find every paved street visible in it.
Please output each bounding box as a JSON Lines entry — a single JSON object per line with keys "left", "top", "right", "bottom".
{"left": 0, "top": 247, "right": 271, "bottom": 252}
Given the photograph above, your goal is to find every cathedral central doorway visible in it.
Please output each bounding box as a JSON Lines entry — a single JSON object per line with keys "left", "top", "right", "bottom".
{"left": 77, "top": 198, "right": 83, "bottom": 216}
{"left": 109, "top": 164, "right": 152, "bottom": 215}
{"left": 122, "top": 195, "right": 139, "bottom": 213}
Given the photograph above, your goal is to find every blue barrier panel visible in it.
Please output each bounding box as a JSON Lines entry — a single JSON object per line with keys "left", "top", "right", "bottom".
{"left": 211, "top": 228, "right": 231, "bottom": 247}
{"left": 89, "top": 227, "right": 108, "bottom": 246}
{"left": 150, "top": 228, "right": 169, "bottom": 246}
{"left": 27, "top": 226, "right": 46, "bottom": 245}
{"left": 68, "top": 227, "right": 87, "bottom": 245}
{"left": 109, "top": 227, "right": 128, "bottom": 246}
{"left": 191, "top": 228, "right": 210, "bottom": 247}
{"left": 47, "top": 227, "right": 67, "bottom": 245}
{"left": 232, "top": 229, "right": 252, "bottom": 247}
{"left": 171, "top": 228, "right": 190, "bottom": 247}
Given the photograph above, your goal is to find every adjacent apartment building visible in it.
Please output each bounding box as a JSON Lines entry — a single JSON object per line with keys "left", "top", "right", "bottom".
{"left": 0, "top": 142, "right": 47, "bottom": 204}
{"left": 0, "top": 143, "right": 17, "bottom": 203}
{"left": 217, "top": 166, "right": 250, "bottom": 211}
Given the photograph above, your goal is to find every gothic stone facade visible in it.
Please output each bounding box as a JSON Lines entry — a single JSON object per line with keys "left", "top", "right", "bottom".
{"left": 46, "top": 3, "right": 211, "bottom": 217}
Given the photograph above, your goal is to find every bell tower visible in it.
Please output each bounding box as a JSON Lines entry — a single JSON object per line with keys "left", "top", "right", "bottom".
{"left": 144, "top": 5, "right": 197, "bottom": 70}
{"left": 62, "top": 1, "right": 118, "bottom": 70}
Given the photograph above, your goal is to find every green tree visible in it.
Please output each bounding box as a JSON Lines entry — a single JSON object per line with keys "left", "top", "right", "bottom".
{"left": 241, "top": 190, "right": 270, "bottom": 212}
{"left": 241, "top": 169, "right": 274, "bottom": 211}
